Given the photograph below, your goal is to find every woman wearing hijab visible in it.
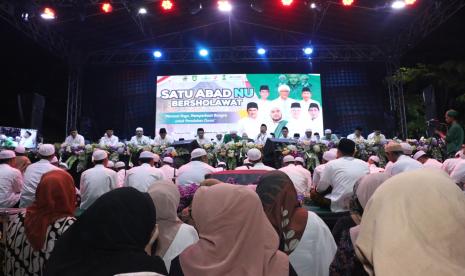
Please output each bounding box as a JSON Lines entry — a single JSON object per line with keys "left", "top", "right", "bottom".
{"left": 329, "top": 173, "right": 389, "bottom": 276}
{"left": 44, "top": 187, "right": 167, "bottom": 276}
{"left": 355, "top": 169, "right": 465, "bottom": 276}
{"left": 148, "top": 181, "right": 199, "bottom": 272}
{"left": 169, "top": 183, "right": 293, "bottom": 276}
{"left": 6, "top": 170, "right": 76, "bottom": 276}
{"left": 256, "top": 171, "right": 336, "bottom": 276}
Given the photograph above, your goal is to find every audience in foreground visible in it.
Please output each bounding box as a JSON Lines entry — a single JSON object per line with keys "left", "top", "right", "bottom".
{"left": 257, "top": 171, "right": 336, "bottom": 276}
{"left": 355, "top": 169, "right": 465, "bottom": 276}
{"left": 6, "top": 169, "right": 76, "bottom": 276}
{"left": 45, "top": 187, "right": 167, "bottom": 276}
{"left": 169, "top": 183, "right": 293, "bottom": 276}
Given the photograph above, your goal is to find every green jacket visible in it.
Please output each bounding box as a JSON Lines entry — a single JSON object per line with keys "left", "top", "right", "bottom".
{"left": 446, "top": 122, "right": 464, "bottom": 155}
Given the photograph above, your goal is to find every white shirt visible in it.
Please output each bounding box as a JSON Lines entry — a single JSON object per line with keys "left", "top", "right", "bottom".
{"left": 80, "top": 164, "right": 118, "bottom": 209}
{"left": 125, "top": 163, "right": 166, "bottom": 192}
{"left": 369, "top": 164, "right": 385, "bottom": 174}
{"left": 299, "top": 99, "right": 321, "bottom": 114}
{"left": 160, "top": 164, "right": 176, "bottom": 180}
{"left": 279, "top": 164, "right": 311, "bottom": 196}
{"left": 176, "top": 161, "right": 216, "bottom": 186}
{"left": 442, "top": 157, "right": 463, "bottom": 175}
{"left": 163, "top": 224, "right": 199, "bottom": 272}
{"left": 129, "top": 135, "right": 152, "bottom": 146}
{"left": 20, "top": 159, "right": 59, "bottom": 207}
{"left": 367, "top": 133, "right": 386, "bottom": 144}
{"left": 99, "top": 134, "right": 119, "bottom": 148}
{"left": 237, "top": 117, "right": 261, "bottom": 138}
{"left": 318, "top": 157, "right": 369, "bottom": 212}
{"left": 255, "top": 133, "right": 271, "bottom": 145}
{"left": 450, "top": 160, "right": 465, "bottom": 184}
{"left": 152, "top": 135, "right": 175, "bottom": 146}
{"left": 389, "top": 155, "right": 423, "bottom": 176}
{"left": 308, "top": 117, "right": 324, "bottom": 137}
{"left": 235, "top": 162, "right": 275, "bottom": 171}
{"left": 0, "top": 164, "right": 23, "bottom": 207}
{"left": 116, "top": 169, "right": 126, "bottom": 188}
{"left": 347, "top": 134, "right": 366, "bottom": 144}
{"left": 196, "top": 137, "right": 212, "bottom": 146}
{"left": 422, "top": 158, "right": 443, "bottom": 169}
{"left": 289, "top": 211, "right": 337, "bottom": 276}
{"left": 63, "top": 134, "right": 85, "bottom": 147}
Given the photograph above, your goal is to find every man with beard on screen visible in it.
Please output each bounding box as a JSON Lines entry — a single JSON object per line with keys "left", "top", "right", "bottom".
{"left": 268, "top": 106, "right": 288, "bottom": 138}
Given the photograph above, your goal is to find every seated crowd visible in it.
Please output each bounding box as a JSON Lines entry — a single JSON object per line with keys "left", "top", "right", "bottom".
{"left": 0, "top": 125, "right": 464, "bottom": 275}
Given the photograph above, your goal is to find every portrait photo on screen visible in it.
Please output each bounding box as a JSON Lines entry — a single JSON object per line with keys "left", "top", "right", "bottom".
{"left": 0, "top": 126, "right": 38, "bottom": 149}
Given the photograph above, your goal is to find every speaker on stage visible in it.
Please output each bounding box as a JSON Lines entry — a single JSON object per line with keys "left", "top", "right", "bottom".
{"left": 172, "top": 139, "right": 200, "bottom": 168}
{"left": 263, "top": 138, "right": 296, "bottom": 168}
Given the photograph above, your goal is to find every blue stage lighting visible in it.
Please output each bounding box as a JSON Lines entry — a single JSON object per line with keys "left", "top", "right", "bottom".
{"left": 257, "top": 48, "right": 266, "bottom": 55}
{"left": 153, "top": 50, "right": 162, "bottom": 58}
{"left": 199, "top": 48, "right": 209, "bottom": 57}
{"left": 303, "top": 47, "right": 314, "bottom": 55}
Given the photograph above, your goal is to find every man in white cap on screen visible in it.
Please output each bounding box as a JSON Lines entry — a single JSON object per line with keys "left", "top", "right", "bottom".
{"left": 80, "top": 150, "right": 118, "bottom": 210}
{"left": 129, "top": 127, "right": 151, "bottom": 146}
{"left": 272, "top": 84, "right": 293, "bottom": 120}
{"left": 99, "top": 128, "right": 119, "bottom": 148}
{"left": 279, "top": 155, "right": 311, "bottom": 197}
{"left": 312, "top": 148, "right": 337, "bottom": 188}
{"left": 125, "top": 151, "right": 166, "bottom": 192}
{"left": 367, "top": 155, "right": 384, "bottom": 173}
{"left": 176, "top": 148, "right": 215, "bottom": 186}
{"left": 384, "top": 142, "right": 422, "bottom": 176}
{"left": 235, "top": 148, "right": 274, "bottom": 171}
{"left": 0, "top": 150, "right": 23, "bottom": 207}
{"left": 413, "top": 150, "right": 443, "bottom": 169}
{"left": 152, "top": 128, "right": 174, "bottom": 146}
{"left": 160, "top": 156, "right": 176, "bottom": 181}
{"left": 14, "top": 146, "right": 30, "bottom": 174}
{"left": 114, "top": 161, "right": 126, "bottom": 188}
{"left": 20, "top": 144, "right": 59, "bottom": 207}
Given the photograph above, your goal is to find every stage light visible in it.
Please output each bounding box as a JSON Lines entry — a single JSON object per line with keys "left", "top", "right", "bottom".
{"left": 40, "top": 7, "right": 56, "bottom": 20}
{"left": 342, "top": 0, "right": 354, "bottom": 6}
{"left": 138, "top": 7, "right": 147, "bottom": 14}
{"left": 21, "top": 12, "right": 30, "bottom": 21}
{"left": 303, "top": 47, "right": 314, "bottom": 55}
{"left": 161, "top": 0, "right": 174, "bottom": 10}
{"left": 310, "top": 2, "right": 317, "bottom": 9}
{"left": 257, "top": 48, "right": 266, "bottom": 55}
{"left": 101, "top": 2, "right": 113, "bottom": 13}
{"left": 404, "top": 0, "right": 416, "bottom": 5}
{"left": 218, "top": 0, "right": 233, "bottom": 12}
{"left": 281, "top": 0, "right": 293, "bottom": 6}
{"left": 153, "top": 51, "right": 162, "bottom": 58}
{"left": 391, "top": 0, "right": 405, "bottom": 9}
{"left": 199, "top": 48, "right": 209, "bottom": 57}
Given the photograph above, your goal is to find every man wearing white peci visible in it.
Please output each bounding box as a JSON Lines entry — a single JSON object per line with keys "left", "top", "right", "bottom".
{"left": 0, "top": 150, "right": 23, "bottom": 208}
{"left": 125, "top": 151, "right": 166, "bottom": 192}
{"left": 129, "top": 127, "right": 152, "bottom": 146}
{"left": 176, "top": 148, "right": 215, "bottom": 186}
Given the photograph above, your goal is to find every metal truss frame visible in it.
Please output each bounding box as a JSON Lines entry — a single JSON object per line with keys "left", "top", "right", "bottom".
{"left": 65, "top": 62, "right": 82, "bottom": 135}
{"left": 386, "top": 58, "right": 408, "bottom": 139}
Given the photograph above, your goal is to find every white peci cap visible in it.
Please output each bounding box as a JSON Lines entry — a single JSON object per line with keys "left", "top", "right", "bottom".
{"left": 413, "top": 150, "right": 427, "bottom": 160}
{"left": 136, "top": 127, "right": 143, "bottom": 132}
{"left": 283, "top": 155, "right": 295, "bottom": 163}
{"left": 324, "top": 129, "right": 332, "bottom": 134}
{"left": 115, "top": 161, "right": 126, "bottom": 169}
{"left": 140, "top": 151, "right": 155, "bottom": 159}
{"left": 247, "top": 148, "right": 262, "bottom": 162}
{"left": 278, "top": 84, "right": 291, "bottom": 92}
{"left": 92, "top": 150, "right": 108, "bottom": 161}
{"left": 323, "top": 149, "right": 337, "bottom": 162}
{"left": 305, "top": 128, "right": 312, "bottom": 132}
{"left": 14, "top": 146, "right": 25, "bottom": 154}
{"left": 218, "top": 161, "right": 226, "bottom": 167}
{"left": 368, "top": 155, "right": 380, "bottom": 163}
{"left": 400, "top": 142, "right": 413, "bottom": 155}
{"left": 0, "top": 150, "right": 16, "bottom": 160}
{"left": 38, "top": 144, "right": 55, "bottom": 157}
{"left": 107, "top": 161, "right": 115, "bottom": 168}
{"left": 163, "top": 157, "right": 173, "bottom": 164}
{"left": 191, "top": 148, "right": 207, "bottom": 159}
{"left": 295, "top": 157, "right": 305, "bottom": 164}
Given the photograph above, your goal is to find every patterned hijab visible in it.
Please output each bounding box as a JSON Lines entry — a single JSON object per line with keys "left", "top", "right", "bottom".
{"left": 25, "top": 170, "right": 76, "bottom": 251}
{"left": 256, "top": 170, "right": 308, "bottom": 254}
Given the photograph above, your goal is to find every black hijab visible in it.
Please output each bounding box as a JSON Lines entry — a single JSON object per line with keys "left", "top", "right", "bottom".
{"left": 44, "top": 187, "right": 167, "bottom": 276}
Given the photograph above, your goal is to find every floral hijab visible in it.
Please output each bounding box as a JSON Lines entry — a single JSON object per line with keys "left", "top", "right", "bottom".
{"left": 256, "top": 170, "right": 308, "bottom": 254}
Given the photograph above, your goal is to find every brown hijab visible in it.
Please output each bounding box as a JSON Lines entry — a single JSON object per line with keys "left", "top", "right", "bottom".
{"left": 256, "top": 170, "right": 308, "bottom": 254}
{"left": 180, "top": 183, "right": 289, "bottom": 276}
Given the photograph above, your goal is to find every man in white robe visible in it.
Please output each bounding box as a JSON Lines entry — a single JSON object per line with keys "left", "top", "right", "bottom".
{"left": 367, "top": 130, "right": 386, "bottom": 145}
{"left": 384, "top": 142, "right": 422, "bottom": 176}
{"left": 125, "top": 151, "right": 166, "bottom": 192}
{"left": 255, "top": 124, "right": 272, "bottom": 145}
{"left": 99, "top": 129, "right": 119, "bottom": 148}
{"left": 129, "top": 127, "right": 152, "bottom": 146}
{"left": 195, "top": 128, "right": 212, "bottom": 146}
{"left": 308, "top": 103, "right": 324, "bottom": 135}
{"left": 257, "top": 85, "right": 273, "bottom": 123}
{"left": 347, "top": 127, "right": 365, "bottom": 144}
{"left": 176, "top": 149, "right": 216, "bottom": 186}
{"left": 152, "top": 128, "right": 175, "bottom": 146}
{"left": 279, "top": 155, "right": 311, "bottom": 197}
{"left": 237, "top": 102, "right": 261, "bottom": 138}
{"left": 62, "top": 129, "right": 85, "bottom": 148}
{"left": 413, "top": 150, "right": 443, "bottom": 169}
{"left": 235, "top": 148, "right": 274, "bottom": 171}
{"left": 272, "top": 84, "right": 295, "bottom": 120}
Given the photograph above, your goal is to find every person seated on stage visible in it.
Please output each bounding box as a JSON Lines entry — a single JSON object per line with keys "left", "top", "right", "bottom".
{"left": 62, "top": 128, "right": 85, "bottom": 148}
{"left": 321, "top": 129, "right": 339, "bottom": 144}
{"left": 279, "top": 155, "right": 311, "bottom": 197}
{"left": 176, "top": 148, "right": 215, "bottom": 186}
{"left": 153, "top": 128, "right": 175, "bottom": 146}
{"left": 99, "top": 128, "right": 119, "bottom": 148}
{"left": 255, "top": 124, "right": 272, "bottom": 145}
{"left": 125, "top": 151, "right": 166, "bottom": 192}
{"left": 6, "top": 170, "right": 76, "bottom": 276}
{"left": 195, "top": 128, "right": 212, "bottom": 146}
{"left": 312, "top": 149, "right": 337, "bottom": 188}
{"left": 442, "top": 147, "right": 465, "bottom": 175}
{"left": 20, "top": 144, "right": 59, "bottom": 208}
{"left": 299, "top": 129, "right": 314, "bottom": 143}
{"left": 45, "top": 188, "right": 167, "bottom": 276}
{"left": 413, "top": 150, "right": 442, "bottom": 169}
{"left": 256, "top": 171, "right": 336, "bottom": 276}
{"left": 329, "top": 173, "right": 389, "bottom": 276}
{"left": 235, "top": 148, "right": 274, "bottom": 171}
{"left": 384, "top": 142, "right": 422, "bottom": 176}
{"left": 367, "top": 130, "right": 386, "bottom": 145}
{"left": 213, "top": 133, "right": 224, "bottom": 145}
{"left": 238, "top": 102, "right": 261, "bottom": 139}
{"left": 268, "top": 106, "right": 289, "bottom": 138}
{"left": 80, "top": 150, "right": 118, "bottom": 210}
{"left": 114, "top": 161, "right": 126, "bottom": 188}
{"left": 215, "top": 161, "right": 227, "bottom": 171}
{"left": 347, "top": 127, "right": 365, "bottom": 144}
{"left": 0, "top": 150, "right": 23, "bottom": 208}
{"left": 355, "top": 170, "right": 465, "bottom": 276}
{"left": 435, "top": 109, "right": 465, "bottom": 158}
{"left": 129, "top": 127, "right": 151, "bottom": 146}
{"left": 14, "top": 146, "right": 30, "bottom": 174}
{"left": 241, "top": 133, "right": 254, "bottom": 143}
{"left": 311, "top": 139, "right": 369, "bottom": 212}
{"left": 313, "top": 132, "right": 321, "bottom": 143}
{"left": 169, "top": 183, "right": 294, "bottom": 276}
{"left": 160, "top": 157, "right": 176, "bottom": 181}
{"left": 367, "top": 155, "right": 384, "bottom": 173}
{"left": 223, "top": 130, "right": 241, "bottom": 144}
{"left": 281, "top": 127, "right": 291, "bottom": 139}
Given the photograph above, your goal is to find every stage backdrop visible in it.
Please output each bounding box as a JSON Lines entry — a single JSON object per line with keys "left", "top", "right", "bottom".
{"left": 156, "top": 74, "right": 323, "bottom": 140}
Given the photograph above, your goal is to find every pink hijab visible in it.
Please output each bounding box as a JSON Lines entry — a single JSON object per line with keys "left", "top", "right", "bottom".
{"left": 180, "top": 183, "right": 289, "bottom": 276}
{"left": 147, "top": 181, "right": 183, "bottom": 257}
